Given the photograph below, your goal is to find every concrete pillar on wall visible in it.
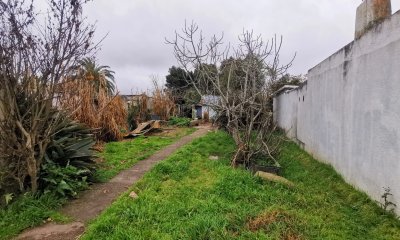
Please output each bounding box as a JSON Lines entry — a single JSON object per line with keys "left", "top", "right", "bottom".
{"left": 355, "top": 0, "right": 392, "bottom": 39}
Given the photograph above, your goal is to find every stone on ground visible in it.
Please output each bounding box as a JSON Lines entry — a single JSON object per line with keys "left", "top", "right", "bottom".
{"left": 129, "top": 191, "right": 138, "bottom": 199}
{"left": 255, "top": 171, "right": 295, "bottom": 188}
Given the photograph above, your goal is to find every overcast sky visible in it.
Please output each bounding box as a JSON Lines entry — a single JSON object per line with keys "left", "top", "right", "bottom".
{"left": 83, "top": 0, "right": 400, "bottom": 94}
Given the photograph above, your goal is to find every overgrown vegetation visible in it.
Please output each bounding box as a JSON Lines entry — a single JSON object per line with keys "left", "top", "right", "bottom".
{"left": 0, "top": 127, "right": 195, "bottom": 239}
{"left": 59, "top": 58, "right": 128, "bottom": 142}
{"left": 0, "top": 0, "right": 127, "bottom": 207}
{"left": 0, "top": 193, "right": 66, "bottom": 240}
{"left": 0, "top": 0, "right": 96, "bottom": 196}
{"left": 167, "top": 23, "right": 294, "bottom": 168}
{"left": 83, "top": 131, "right": 400, "bottom": 239}
{"left": 126, "top": 93, "right": 151, "bottom": 128}
{"left": 168, "top": 117, "right": 192, "bottom": 127}
{"left": 0, "top": 1, "right": 124, "bottom": 237}
{"left": 151, "top": 77, "right": 176, "bottom": 120}
{"left": 165, "top": 66, "right": 199, "bottom": 118}
{"left": 39, "top": 116, "right": 96, "bottom": 198}
{"left": 95, "top": 127, "right": 195, "bottom": 182}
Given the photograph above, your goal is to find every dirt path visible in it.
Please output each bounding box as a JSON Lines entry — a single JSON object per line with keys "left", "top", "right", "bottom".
{"left": 16, "top": 126, "right": 211, "bottom": 240}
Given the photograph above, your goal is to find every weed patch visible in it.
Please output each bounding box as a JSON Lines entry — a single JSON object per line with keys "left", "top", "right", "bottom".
{"left": 0, "top": 127, "right": 195, "bottom": 240}
{"left": 83, "top": 131, "right": 400, "bottom": 240}
{"left": 95, "top": 127, "right": 195, "bottom": 181}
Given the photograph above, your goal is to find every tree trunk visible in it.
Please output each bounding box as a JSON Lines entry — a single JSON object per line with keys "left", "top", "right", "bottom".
{"left": 27, "top": 156, "right": 38, "bottom": 193}
{"left": 16, "top": 121, "right": 39, "bottom": 193}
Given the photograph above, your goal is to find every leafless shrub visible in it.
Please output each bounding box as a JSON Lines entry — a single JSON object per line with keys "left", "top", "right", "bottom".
{"left": 167, "top": 22, "right": 295, "bottom": 167}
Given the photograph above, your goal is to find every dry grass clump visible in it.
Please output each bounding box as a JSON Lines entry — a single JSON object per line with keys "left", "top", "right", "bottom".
{"left": 247, "top": 210, "right": 302, "bottom": 240}
{"left": 151, "top": 79, "right": 175, "bottom": 120}
{"left": 136, "top": 93, "right": 150, "bottom": 123}
{"left": 58, "top": 78, "right": 127, "bottom": 141}
{"left": 247, "top": 210, "right": 288, "bottom": 231}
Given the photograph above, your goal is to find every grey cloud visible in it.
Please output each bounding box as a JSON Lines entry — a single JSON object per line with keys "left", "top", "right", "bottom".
{"left": 80, "top": 0, "right": 400, "bottom": 93}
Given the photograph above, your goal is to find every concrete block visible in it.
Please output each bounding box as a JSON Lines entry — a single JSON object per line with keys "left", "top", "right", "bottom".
{"left": 355, "top": 0, "right": 392, "bottom": 39}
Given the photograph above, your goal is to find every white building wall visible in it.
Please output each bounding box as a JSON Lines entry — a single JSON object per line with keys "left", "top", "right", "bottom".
{"left": 274, "top": 10, "right": 400, "bottom": 215}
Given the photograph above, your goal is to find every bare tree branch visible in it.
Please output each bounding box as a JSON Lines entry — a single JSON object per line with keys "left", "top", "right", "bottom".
{"left": 166, "top": 22, "right": 295, "bottom": 168}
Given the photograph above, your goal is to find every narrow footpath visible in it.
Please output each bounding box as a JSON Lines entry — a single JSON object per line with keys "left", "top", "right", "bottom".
{"left": 16, "top": 126, "right": 211, "bottom": 240}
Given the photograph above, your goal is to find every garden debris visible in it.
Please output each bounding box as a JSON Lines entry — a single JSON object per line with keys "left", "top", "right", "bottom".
{"left": 125, "top": 120, "right": 162, "bottom": 138}
{"left": 255, "top": 171, "right": 295, "bottom": 188}
{"left": 209, "top": 155, "right": 219, "bottom": 160}
{"left": 129, "top": 191, "right": 138, "bottom": 199}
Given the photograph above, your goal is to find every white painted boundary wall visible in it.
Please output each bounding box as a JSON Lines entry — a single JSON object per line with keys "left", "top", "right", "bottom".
{"left": 273, "top": 11, "right": 400, "bottom": 215}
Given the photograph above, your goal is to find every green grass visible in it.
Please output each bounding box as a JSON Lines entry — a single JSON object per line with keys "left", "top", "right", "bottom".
{"left": 0, "top": 193, "right": 66, "bottom": 240}
{"left": 168, "top": 117, "right": 192, "bottom": 127}
{"left": 82, "top": 131, "right": 400, "bottom": 240}
{"left": 95, "top": 127, "right": 196, "bottom": 181}
{"left": 0, "top": 127, "right": 195, "bottom": 240}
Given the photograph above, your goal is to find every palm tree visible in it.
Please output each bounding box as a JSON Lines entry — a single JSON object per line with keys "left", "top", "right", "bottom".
{"left": 78, "top": 57, "right": 116, "bottom": 95}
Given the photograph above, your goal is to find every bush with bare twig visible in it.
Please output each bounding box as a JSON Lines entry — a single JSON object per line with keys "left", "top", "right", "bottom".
{"left": 167, "top": 22, "right": 295, "bottom": 168}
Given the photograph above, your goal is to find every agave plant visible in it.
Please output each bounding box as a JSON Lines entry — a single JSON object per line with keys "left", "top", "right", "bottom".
{"left": 39, "top": 114, "right": 97, "bottom": 197}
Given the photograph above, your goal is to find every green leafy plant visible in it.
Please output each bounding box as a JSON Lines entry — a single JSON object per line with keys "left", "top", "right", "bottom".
{"left": 39, "top": 118, "right": 97, "bottom": 197}
{"left": 168, "top": 117, "right": 191, "bottom": 127}
{"left": 40, "top": 164, "right": 90, "bottom": 197}
{"left": 0, "top": 192, "right": 65, "bottom": 240}
{"left": 3, "top": 193, "right": 13, "bottom": 206}
{"left": 127, "top": 104, "right": 139, "bottom": 131}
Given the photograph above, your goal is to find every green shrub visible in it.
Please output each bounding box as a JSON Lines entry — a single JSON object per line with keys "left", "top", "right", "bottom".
{"left": 168, "top": 117, "right": 191, "bottom": 127}
{"left": 127, "top": 105, "right": 138, "bottom": 131}
{"left": 39, "top": 118, "right": 97, "bottom": 198}
{"left": 40, "top": 164, "right": 90, "bottom": 197}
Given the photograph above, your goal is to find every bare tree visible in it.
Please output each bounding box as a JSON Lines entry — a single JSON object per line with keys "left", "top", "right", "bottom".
{"left": 0, "top": 0, "right": 96, "bottom": 192}
{"left": 167, "top": 22, "right": 295, "bottom": 168}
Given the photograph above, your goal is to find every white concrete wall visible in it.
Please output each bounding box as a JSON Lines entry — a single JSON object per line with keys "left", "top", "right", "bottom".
{"left": 274, "top": 10, "right": 400, "bottom": 215}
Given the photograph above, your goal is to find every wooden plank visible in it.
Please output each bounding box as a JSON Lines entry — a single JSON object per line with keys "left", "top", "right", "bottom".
{"left": 132, "top": 120, "right": 154, "bottom": 134}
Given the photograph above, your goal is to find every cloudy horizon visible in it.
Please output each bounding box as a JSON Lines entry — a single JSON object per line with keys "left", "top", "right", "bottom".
{"left": 83, "top": 0, "right": 400, "bottom": 94}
